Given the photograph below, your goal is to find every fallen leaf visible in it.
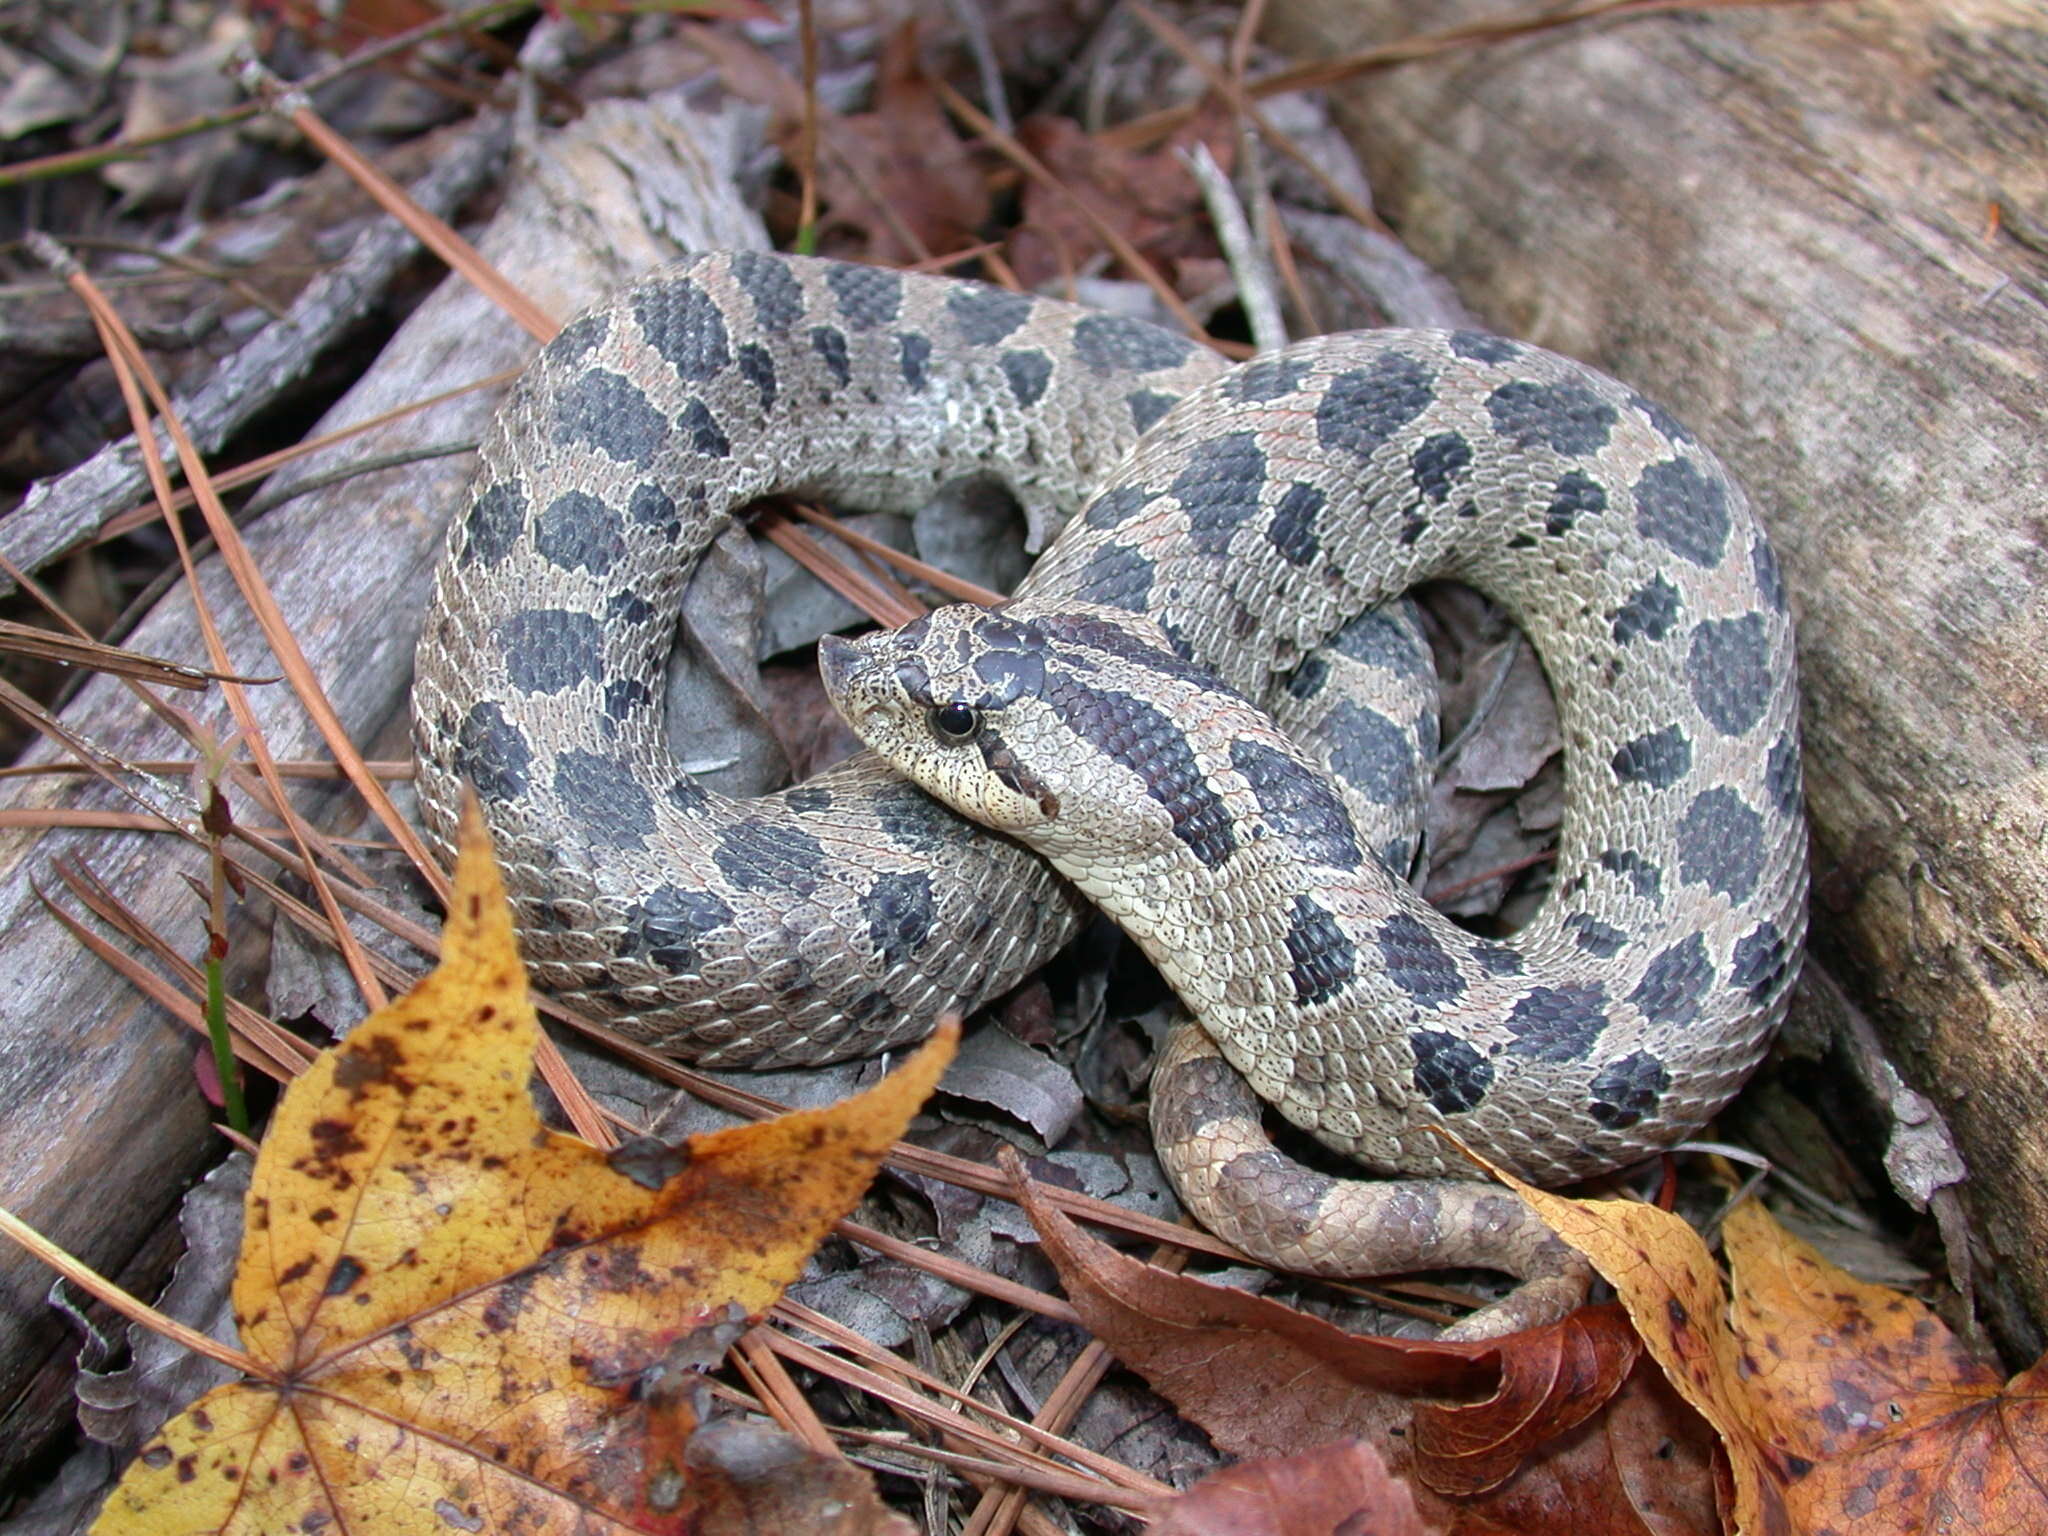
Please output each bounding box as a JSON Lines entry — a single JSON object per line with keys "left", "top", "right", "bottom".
{"left": 1148, "top": 1439, "right": 1425, "bottom": 1536}
{"left": 686, "top": 1418, "right": 916, "bottom": 1534}
{"left": 1006, "top": 112, "right": 1230, "bottom": 291}
{"left": 820, "top": 24, "right": 990, "bottom": 263}
{"left": 1014, "top": 1165, "right": 1719, "bottom": 1534}
{"left": 93, "top": 802, "right": 956, "bottom": 1534}
{"left": 1504, "top": 1177, "right": 2048, "bottom": 1534}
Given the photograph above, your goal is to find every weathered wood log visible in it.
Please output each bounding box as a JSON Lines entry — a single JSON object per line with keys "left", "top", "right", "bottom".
{"left": 0, "top": 95, "right": 768, "bottom": 1485}
{"left": 1264, "top": 0, "right": 2048, "bottom": 1322}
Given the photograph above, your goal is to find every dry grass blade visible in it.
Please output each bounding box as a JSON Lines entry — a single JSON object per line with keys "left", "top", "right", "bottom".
{"left": 757, "top": 507, "right": 927, "bottom": 627}
{"left": 245, "top": 70, "right": 557, "bottom": 344}
{"left": 0, "top": 674, "right": 194, "bottom": 830}
{"left": 33, "top": 236, "right": 397, "bottom": 1014}
{"left": 783, "top": 503, "right": 1005, "bottom": 606}
{"left": 94, "top": 367, "right": 520, "bottom": 544}
{"left": 0, "top": 619, "right": 272, "bottom": 690}
{"left": 0, "top": 759, "right": 411, "bottom": 782}
{"left": 933, "top": 79, "right": 1224, "bottom": 350}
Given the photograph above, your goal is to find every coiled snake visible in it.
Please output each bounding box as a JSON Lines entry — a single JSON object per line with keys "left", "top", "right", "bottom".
{"left": 414, "top": 252, "right": 1807, "bottom": 1334}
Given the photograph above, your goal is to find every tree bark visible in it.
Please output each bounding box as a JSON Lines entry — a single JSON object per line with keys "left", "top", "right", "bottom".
{"left": 1263, "top": 0, "right": 2048, "bottom": 1320}
{"left": 0, "top": 96, "right": 767, "bottom": 1486}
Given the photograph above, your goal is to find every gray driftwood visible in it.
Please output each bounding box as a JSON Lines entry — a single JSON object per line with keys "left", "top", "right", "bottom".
{"left": 0, "top": 93, "right": 767, "bottom": 1485}
{"left": 1265, "top": 0, "right": 2048, "bottom": 1325}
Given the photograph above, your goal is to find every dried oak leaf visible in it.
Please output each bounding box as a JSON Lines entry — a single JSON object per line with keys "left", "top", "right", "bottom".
{"left": 1016, "top": 1170, "right": 1718, "bottom": 1535}
{"left": 1505, "top": 1177, "right": 2048, "bottom": 1535}
{"left": 93, "top": 803, "right": 955, "bottom": 1535}
{"left": 1148, "top": 1438, "right": 1426, "bottom": 1536}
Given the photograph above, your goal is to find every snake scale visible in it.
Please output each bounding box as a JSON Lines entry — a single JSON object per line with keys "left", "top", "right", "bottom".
{"left": 414, "top": 251, "right": 1807, "bottom": 1334}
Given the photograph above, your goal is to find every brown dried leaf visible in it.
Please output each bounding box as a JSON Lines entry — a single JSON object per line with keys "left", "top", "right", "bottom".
{"left": 1015, "top": 1170, "right": 1718, "bottom": 1534}
{"left": 1148, "top": 1439, "right": 1426, "bottom": 1536}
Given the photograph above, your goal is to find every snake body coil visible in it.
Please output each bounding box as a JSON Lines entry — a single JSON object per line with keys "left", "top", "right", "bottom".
{"left": 415, "top": 252, "right": 1806, "bottom": 1324}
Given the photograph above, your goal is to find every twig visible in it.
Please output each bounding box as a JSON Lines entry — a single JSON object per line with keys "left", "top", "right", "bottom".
{"left": 1182, "top": 141, "right": 1287, "bottom": 353}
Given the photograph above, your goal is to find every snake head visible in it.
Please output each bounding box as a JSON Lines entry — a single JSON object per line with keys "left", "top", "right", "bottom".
{"left": 819, "top": 603, "right": 1071, "bottom": 838}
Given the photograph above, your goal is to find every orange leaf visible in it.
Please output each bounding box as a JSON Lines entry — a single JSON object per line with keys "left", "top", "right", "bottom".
{"left": 1502, "top": 1174, "right": 2048, "bottom": 1534}
{"left": 93, "top": 802, "right": 956, "bottom": 1534}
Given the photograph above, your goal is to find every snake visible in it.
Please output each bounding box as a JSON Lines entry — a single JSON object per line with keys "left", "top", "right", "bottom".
{"left": 413, "top": 251, "right": 1807, "bottom": 1335}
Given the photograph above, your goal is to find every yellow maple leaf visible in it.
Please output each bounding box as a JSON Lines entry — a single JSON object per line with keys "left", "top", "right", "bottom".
{"left": 93, "top": 802, "right": 954, "bottom": 1534}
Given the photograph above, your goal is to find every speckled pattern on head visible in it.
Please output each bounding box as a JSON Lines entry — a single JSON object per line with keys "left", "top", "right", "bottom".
{"left": 415, "top": 253, "right": 1806, "bottom": 1328}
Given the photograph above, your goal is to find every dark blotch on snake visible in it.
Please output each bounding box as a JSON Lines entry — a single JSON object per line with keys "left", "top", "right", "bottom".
{"left": 627, "top": 482, "right": 678, "bottom": 537}
{"left": 1002, "top": 349, "right": 1053, "bottom": 408}
{"left": 1634, "top": 457, "right": 1731, "bottom": 568}
{"left": 497, "top": 608, "right": 603, "bottom": 695}
{"left": 605, "top": 590, "right": 654, "bottom": 626}
{"left": 1268, "top": 482, "right": 1325, "bottom": 567}
{"left": 971, "top": 644, "right": 1046, "bottom": 707}
{"left": 1599, "top": 848, "right": 1664, "bottom": 901}
{"left": 1073, "top": 540, "right": 1156, "bottom": 612}
{"left": 1330, "top": 608, "right": 1431, "bottom": 677}
{"left": 1629, "top": 934, "right": 1713, "bottom": 1026}
{"left": 898, "top": 332, "right": 932, "bottom": 392}
{"left": 534, "top": 490, "right": 625, "bottom": 576}
{"left": 810, "top": 326, "right": 851, "bottom": 387}
{"left": 623, "top": 885, "right": 734, "bottom": 974}
{"left": 1325, "top": 698, "right": 1420, "bottom": 806}
{"left": 548, "top": 309, "right": 609, "bottom": 364}
{"left": 1611, "top": 725, "right": 1693, "bottom": 789}
{"left": 456, "top": 702, "right": 532, "bottom": 802}
{"left": 463, "top": 481, "right": 524, "bottom": 567}
{"left": 1612, "top": 575, "right": 1682, "bottom": 645}
{"left": 1084, "top": 484, "right": 1156, "bottom": 531}
{"left": 1688, "top": 614, "right": 1773, "bottom": 736}
{"left": 714, "top": 817, "right": 828, "bottom": 895}
{"left": 1376, "top": 912, "right": 1464, "bottom": 1007}
{"left": 1752, "top": 534, "right": 1788, "bottom": 613}
{"left": 1316, "top": 352, "right": 1435, "bottom": 462}
{"left": 632, "top": 278, "right": 730, "bottom": 381}
{"left": 1449, "top": 330, "right": 1518, "bottom": 364}
{"left": 1128, "top": 390, "right": 1178, "bottom": 432}
{"left": 1568, "top": 914, "right": 1629, "bottom": 959}
{"left": 871, "top": 780, "right": 959, "bottom": 854}
{"left": 1590, "top": 1051, "right": 1670, "bottom": 1130}
{"left": 1729, "top": 922, "right": 1792, "bottom": 1003}
{"left": 1284, "top": 894, "right": 1356, "bottom": 1007}
{"left": 863, "top": 871, "right": 935, "bottom": 966}
{"left": 1630, "top": 389, "right": 1695, "bottom": 445}
{"left": 1172, "top": 431, "right": 1268, "bottom": 555}
{"left": 1052, "top": 684, "right": 1237, "bottom": 869}
{"left": 677, "top": 399, "right": 730, "bottom": 459}
{"left": 825, "top": 262, "right": 903, "bottom": 329}
{"left": 1504, "top": 983, "right": 1610, "bottom": 1062}
{"left": 1546, "top": 470, "right": 1608, "bottom": 535}
{"left": 1676, "top": 788, "right": 1765, "bottom": 901}
{"left": 1766, "top": 731, "right": 1802, "bottom": 818}
{"left": 552, "top": 750, "right": 656, "bottom": 848}
{"left": 1410, "top": 1030, "right": 1494, "bottom": 1115}
{"left": 1230, "top": 738, "right": 1362, "bottom": 871}
{"left": 784, "top": 785, "right": 834, "bottom": 813}
{"left": 947, "top": 285, "right": 1034, "bottom": 346}
{"left": 736, "top": 342, "right": 777, "bottom": 411}
{"left": 730, "top": 251, "right": 804, "bottom": 332}
{"left": 1485, "top": 379, "right": 1616, "bottom": 456}
{"left": 1225, "top": 357, "right": 1311, "bottom": 402}
{"left": 1472, "top": 941, "right": 1524, "bottom": 977}
{"left": 602, "top": 678, "right": 650, "bottom": 723}
{"left": 555, "top": 369, "right": 664, "bottom": 466}
{"left": 1072, "top": 312, "right": 1194, "bottom": 374}
{"left": 1410, "top": 431, "right": 1472, "bottom": 504}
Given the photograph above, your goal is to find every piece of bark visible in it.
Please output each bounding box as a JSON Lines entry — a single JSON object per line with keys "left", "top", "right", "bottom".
{"left": 0, "top": 115, "right": 511, "bottom": 594}
{"left": 1263, "top": 0, "right": 2048, "bottom": 1323}
{"left": 0, "top": 93, "right": 767, "bottom": 1486}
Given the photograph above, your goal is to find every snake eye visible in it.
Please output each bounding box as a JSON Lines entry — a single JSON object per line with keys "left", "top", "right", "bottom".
{"left": 931, "top": 702, "right": 980, "bottom": 742}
